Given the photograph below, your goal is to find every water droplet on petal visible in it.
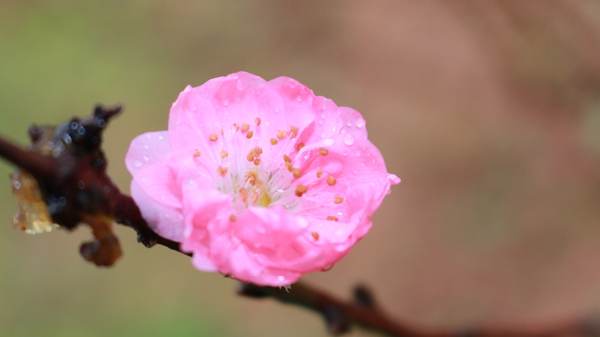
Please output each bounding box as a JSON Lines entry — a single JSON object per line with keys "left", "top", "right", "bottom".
{"left": 296, "top": 96, "right": 302, "bottom": 102}
{"left": 133, "top": 160, "right": 142, "bottom": 168}
{"left": 323, "top": 138, "right": 335, "bottom": 147}
{"left": 143, "top": 154, "right": 150, "bottom": 161}
{"left": 144, "top": 143, "right": 149, "bottom": 149}
{"left": 355, "top": 151, "right": 361, "bottom": 157}
{"left": 278, "top": 276, "right": 286, "bottom": 282}
{"left": 158, "top": 134, "right": 164, "bottom": 140}
{"left": 320, "top": 132, "right": 326, "bottom": 138}
{"left": 344, "top": 134, "right": 354, "bottom": 145}
{"left": 346, "top": 120, "right": 352, "bottom": 127}
{"left": 356, "top": 119, "right": 365, "bottom": 128}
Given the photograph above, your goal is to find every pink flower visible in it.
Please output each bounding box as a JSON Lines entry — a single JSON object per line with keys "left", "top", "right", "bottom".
{"left": 126, "top": 72, "right": 400, "bottom": 286}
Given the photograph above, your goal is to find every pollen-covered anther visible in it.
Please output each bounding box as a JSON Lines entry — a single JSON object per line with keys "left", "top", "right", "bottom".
{"left": 327, "top": 176, "right": 337, "bottom": 186}
{"left": 220, "top": 150, "right": 228, "bottom": 158}
{"left": 334, "top": 197, "right": 344, "bottom": 204}
{"left": 229, "top": 214, "right": 237, "bottom": 222}
{"left": 292, "top": 168, "right": 301, "bottom": 178}
{"left": 283, "top": 154, "right": 291, "bottom": 163}
{"left": 286, "top": 162, "right": 294, "bottom": 172}
{"left": 209, "top": 133, "right": 218, "bottom": 141}
{"left": 295, "top": 184, "right": 308, "bottom": 197}
{"left": 296, "top": 143, "right": 305, "bottom": 152}
{"left": 246, "top": 171, "right": 258, "bottom": 185}
{"left": 193, "top": 149, "right": 201, "bottom": 157}
{"left": 270, "top": 138, "right": 278, "bottom": 145}
{"left": 239, "top": 188, "right": 248, "bottom": 203}
{"left": 246, "top": 131, "right": 254, "bottom": 139}
{"left": 277, "top": 130, "right": 287, "bottom": 139}
{"left": 217, "top": 166, "right": 228, "bottom": 177}
{"left": 316, "top": 170, "right": 323, "bottom": 178}
{"left": 326, "top": 216, "right": 339, "bottom": 222}
{"left": 253, "top": 158, "right": 261, "bottom": 166}
{"left": 255, "top": 117, "right": 261, "bottom": 126}
{"left": 319, "top": 148, "right": 328, "bottom": 155}
{"left": 247, "top": 154, "right": 255, "bottom": 162}
{"left": 241, "top": 123, "right": 250, "bottom": 132}
{"left": 311, "top": 232, "right": 320, "bottom": 240}
{"left": 290, "top": 126, "right": 299, "bottom": 138}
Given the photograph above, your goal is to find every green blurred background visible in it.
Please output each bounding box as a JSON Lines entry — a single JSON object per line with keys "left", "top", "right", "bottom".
{"left": 1, "top": 1, "right": 600, "bottom": 336}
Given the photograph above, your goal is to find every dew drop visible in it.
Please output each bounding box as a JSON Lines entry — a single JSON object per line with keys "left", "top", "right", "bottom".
{"left": 158, "top": 134, "right": 164, "bottom": 140}
{"left": 144, "top": 143, "right": 149, "bottom": 149}
{"left": 296, "top": 96, "right": 302, "bottom": 102}
{"left": 143, "top": 154, "right": 150, "bottom": 161}
{"left": 320, "top": 113, "right": 326, "bottom": 119}
{"left": 346, "top": 120, "right": 352, "bottom": 127}
{"left": 236, "top": 80, "right": 244, "bottom": 90}
{"left": 356, "top": 119, "right": 365, "bottom": 128}
{"left": 77, "top": 181, "right": 85, "bottom": 189}
{"left": 133, "top": 160, "right": 143, "bottom": 168}
{"left": 320, "top": 132, "right": 326, "bottom": 138}
{"left": 344, "top": 134, "right": 354, "bottom": 145}
{"left": 13, "top": 181, "right": 20, "bottom": 189}
{"left": 355, "top": 151, "right": 361, "bottom": 157}
{"left": 278, "top": 276, "right": 286, "bottom": 282}
{"left": 323, "top": 138, "right": 335, "bottom": 147}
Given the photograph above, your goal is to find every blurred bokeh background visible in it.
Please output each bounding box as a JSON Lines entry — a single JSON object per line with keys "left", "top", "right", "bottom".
{"left": 1, "top": 1, "right": 600, "bottom": 336}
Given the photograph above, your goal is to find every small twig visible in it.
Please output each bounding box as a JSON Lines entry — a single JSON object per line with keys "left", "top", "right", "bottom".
{"left": 0, "top": 105, "right": 593, "bottom": 337}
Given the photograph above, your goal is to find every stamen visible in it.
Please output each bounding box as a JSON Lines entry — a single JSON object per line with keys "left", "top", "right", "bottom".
{"left": 246, "top": 130, "right": 254, "bottom": 139}
{"left": 295, "top": 184, "right": 308, "bottom": 197}
{"left": 334, "top": 197, "right": 344, "bottom": 204}
{"left": 292, "top": 168, "right": 301, "bottom": 178}
{"left": 277, "top": 130, "right": 287, "bottom": 139}
{"left": 296, "top": 143, "right": 305, "bottom": 151}
{"left": 193, "top": 149, "right": 201, "bottom": 157}
{"left": 246, "top": 171, "right": 258, "bottom": 185}
{"left": 290, "top": 126, "right": 299, "bottom": 138}
{"left": 239, "top": 188, "right": 248, "bottom": 202}
{"left": 249, "top": 191, "right": 259, "bottom": 204}
{"left": 247, "top": 154, "right": 255, "bottom": 162}
{"left": 286, "top": 162, "right": 294, "bottom": 172}
{"left": 270, "top": 138, "right": 278, "bottom": 145}
{"left": 253, "top": 158, "right": 261, "bottom": 166}
{"left": 233, "top": 123, "right": 240, "bottom": 132}
{"left": 209, "top": 133, "right": 218, "bottom": 141}
{"left": 311, "top": 232, "right": 320, "bottom": 240}
{"left": 220, "top": 150, "right": 228, "bottom": 158}
{"left": 283, "top": 154, "right": 291, "bottom": 163}
{"left": 229, "top": 214, "right": 237, "bottom": 222}
{"left": 326, "top": 216, "right": 338, "bottom": 222}
{"left": 241, "top": 123, "right": 250, "bottom": 132}
{"left": 319, "top": 148, "right": 328, "bottom": 155}
{"left": 316, "top": 170, "right": 323, "bottom": 178}
{"left": 217, "top": 166, "right": 228, "bottom": 177}
{"left": 255, "top": 117, "right": 261, "bottom": 126}
{"left": 327, "top": 176, "right": 336, "bottom": 186}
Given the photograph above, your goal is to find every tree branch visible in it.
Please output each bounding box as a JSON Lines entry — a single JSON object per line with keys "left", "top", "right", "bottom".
{"left": 0, "top": 105, "right": 591, "bottom": 336}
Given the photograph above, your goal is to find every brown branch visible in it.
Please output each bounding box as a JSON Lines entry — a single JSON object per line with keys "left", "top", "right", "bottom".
{"left": 0, "top": 105, "right": 592, "bottom": 337}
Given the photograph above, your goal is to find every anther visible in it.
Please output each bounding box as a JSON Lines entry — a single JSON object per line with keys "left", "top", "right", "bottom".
{"left": 253, "top": 158, "right": 261, "bottom": 166}
{"left": 286, "top": 162, "right": 294, "bottom": 172}
{"left": 295, "top": 184, "right": 308, "bottom": 197}
{"left": 239, "top": 188, "right": 248, "bottom": 202}
{"left": 246, "top": 171, "right": 257, "bottom": 185}
{"left": 290, "top": 126, "right": 299, "bottom": 138}
{"left": 247, "top": 154, "right": 255, "bottom": 162}
{"left": 296, "top": 143, "right": 305, "bottom": 152}
{"left": 229, "top": 214, "right": 237, "bottom": 222}
{"left": 220, "top": 150, "right": 228, "bottom": 158}
{"left": 316, "top": 170, "right": 323, "bottom": 178}
{"left": 246, "top": 130, "right": 254, "bottom": 139}
{"left": 209, "top": 133, "right": 218, "bottom": 141}
{"left": 326, "top": 216, "right": 339, "bottom": 222}
{"left": 319, "top": 148, "right": 328, "bottom": 155}
{"left": 334, "top": 197, "right": 344, "bottom": 204}
{"left": 233, "top": 123, "right": 240, "bottom": 132}
{"left": 193, "top": 149, "right": 201, "bottom": 157}
{"left": 255, "top": 117, "right": 261, "bottom": 126}
{"left": 217, "top": 166, "right": 228, "bottom": 177}
{"left": 249, "top": 191, "right": 259, "bottom": 204}
{"left": 311, "top": 232, "right": 320, "bottom": 240}
{"left": 327, "top": 176, "right": 337, "bottom": 186}
{"left": 241, "top": 123, "right": 250, "bottom": 132}
{"left": 270, "top": 138, "right": 278, "bottom": 145}
{"left": 292, "top": 168, "right": 301, "bottom": 178}
{"left": 277, "top": 130, "right": 286, "bottom": 139}
{"left": 283, "top": 154, "right": 291, "bottom": 163}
